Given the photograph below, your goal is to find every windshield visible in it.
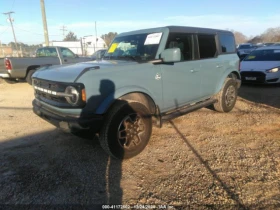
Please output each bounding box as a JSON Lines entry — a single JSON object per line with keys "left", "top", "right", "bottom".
{"left": 103, "top": 32, "right": 162, "bottom": 62}
{"left": 243, "top": 49, "right": 280, "bottom": 61}
{"left": 239, "top": 45, "right": 251, "bottom": 49}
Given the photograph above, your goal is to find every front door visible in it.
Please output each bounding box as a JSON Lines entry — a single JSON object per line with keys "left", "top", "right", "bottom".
{"left": 60, "top": 47, "right": 80, "bottom": 64}
{"left": 160, "top": 33, "right": 201, "bottom": 112}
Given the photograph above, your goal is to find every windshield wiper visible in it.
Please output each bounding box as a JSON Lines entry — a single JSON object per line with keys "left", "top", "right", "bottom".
{"left": 103, "top": 55, "right": 112, "bottom": 60}
{"left": 103, "top": 55, "right": 140, "bottom": 62}
{"left": 118, "top": 55, "right": 139, "bottom": 61}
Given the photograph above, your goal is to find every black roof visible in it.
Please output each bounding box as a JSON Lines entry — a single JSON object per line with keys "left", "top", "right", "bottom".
{"left": 166, "top": 25, "right": 232, "bottom": 34}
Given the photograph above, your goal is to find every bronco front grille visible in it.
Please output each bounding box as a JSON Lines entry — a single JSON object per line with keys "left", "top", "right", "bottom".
{"left": 33, "top": 79, "right": 85, "bottom": 108}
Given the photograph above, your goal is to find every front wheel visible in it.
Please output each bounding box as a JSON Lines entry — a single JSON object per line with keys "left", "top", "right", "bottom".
{"left": 99, "top": 100, "right": 152, "bottom": 159}
{"left": 213, "top": 78, "right": 238, "bottom": 112}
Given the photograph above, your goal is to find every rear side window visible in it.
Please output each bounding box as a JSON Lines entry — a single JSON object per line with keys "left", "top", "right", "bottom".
{"left": 220, "top": 33, "right": 236, "bottom": 53}
{"left": 36, "top": 48, "right": 58, "bottom": 57}
{"left": 197, "top": 34, "right": 217, "bottom": 59}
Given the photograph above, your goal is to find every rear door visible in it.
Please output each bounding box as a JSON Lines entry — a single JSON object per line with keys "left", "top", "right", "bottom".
{"left": 197, "top": 34, "right": 223, "bottom": 98}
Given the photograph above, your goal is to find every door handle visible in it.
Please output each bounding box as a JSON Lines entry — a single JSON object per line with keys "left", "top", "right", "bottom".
{"left": 216, "top": 65, "right": 223, "bottom": 68}
{"left": 64, "top": 59, "right": 67, "bottom": 62}
{"left": 190, "top": 69, "right": 198, "bottom": 73}
{"left": 155, "top": 73, "right": 161, "bottom": 80}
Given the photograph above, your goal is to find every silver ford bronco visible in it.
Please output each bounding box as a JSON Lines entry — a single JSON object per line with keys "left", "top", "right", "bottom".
{"left": 32, "top": 26, "right": 241, "bottom": 159}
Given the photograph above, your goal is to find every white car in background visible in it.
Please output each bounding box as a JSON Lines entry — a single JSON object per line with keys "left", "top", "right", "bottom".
{"left": 240, "top": 46, "right": 280, "bottom": 84}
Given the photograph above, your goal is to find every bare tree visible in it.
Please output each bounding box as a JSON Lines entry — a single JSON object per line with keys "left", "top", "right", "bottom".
{"left": 261, "top": 27, "right": 280, "bottom": 42}
{"left": 63, "top": 31, "right": 78, "bottom": 41}
{"left": 101, "top": 32, "right": 118, "bottom": 46}
{"left": 231, "top": 30, "right": 248, "bottom": 44}
{"left": 247, "top": 36, "right": 263, "bottom": 44}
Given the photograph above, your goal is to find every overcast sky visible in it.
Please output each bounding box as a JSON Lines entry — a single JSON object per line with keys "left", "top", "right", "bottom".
{"left": 1, "top": 0, "right": 280, "bottom": 44}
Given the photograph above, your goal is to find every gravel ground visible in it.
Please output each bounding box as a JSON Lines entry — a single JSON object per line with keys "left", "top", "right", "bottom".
{"left": 0, "top": 80, "right": 279, "bottom": 209}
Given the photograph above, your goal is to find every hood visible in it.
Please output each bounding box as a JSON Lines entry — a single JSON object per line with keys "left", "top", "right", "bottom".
{"left": 33, "top": 59, "right": 136, "bottom": 82}
{"left": 240, "top": 61, "right": 280, "bottom": 72}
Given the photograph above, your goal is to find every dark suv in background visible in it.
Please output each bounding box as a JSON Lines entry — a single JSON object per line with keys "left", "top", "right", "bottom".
{"left": 237, "top": 43, "right": 254, "bottom": 58}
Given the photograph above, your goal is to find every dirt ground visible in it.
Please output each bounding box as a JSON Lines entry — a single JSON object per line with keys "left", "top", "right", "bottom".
{"left": 0, "top": 80, "right": 279, "bottom": 209}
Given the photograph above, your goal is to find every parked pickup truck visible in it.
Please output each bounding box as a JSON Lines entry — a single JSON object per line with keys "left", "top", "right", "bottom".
{"left": 0, "top": 46, "right": 93, "bottom": 84}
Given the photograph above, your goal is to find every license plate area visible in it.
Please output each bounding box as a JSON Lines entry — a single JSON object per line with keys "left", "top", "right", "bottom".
{"left": 245, "top": 77, "right": 257, "bottom": 80}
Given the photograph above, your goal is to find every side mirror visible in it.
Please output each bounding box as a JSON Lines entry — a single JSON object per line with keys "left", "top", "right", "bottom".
{"left": 160, "top": 48, "right": 181, "bottom": 63}
{"left": 75, "top": 54, "right": 79, "bottom": 58}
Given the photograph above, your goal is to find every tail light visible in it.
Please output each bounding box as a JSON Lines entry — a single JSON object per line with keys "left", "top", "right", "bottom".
{"left": 5, "top": 58, "right": 12, "bottom": 70}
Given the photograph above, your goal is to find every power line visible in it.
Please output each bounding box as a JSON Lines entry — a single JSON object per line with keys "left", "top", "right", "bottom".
{"left": 0, "top": 25, "right": 10, "bottom": 35}
{"left": 11, "top": 0, "right": 16, "bottom": 11}
{"left": 60, "top": 25, "right": 67, "bottom": 37}
{"left": 13, "top": 25, "right": 60, "bottom": 36}
{"left": 3, "top": 11, "right": 19, "bottom": 56}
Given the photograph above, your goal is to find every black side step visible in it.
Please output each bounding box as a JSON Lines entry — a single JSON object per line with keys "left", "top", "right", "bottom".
{"left": 161, "top": 99, "right": 217, "bottom": 122}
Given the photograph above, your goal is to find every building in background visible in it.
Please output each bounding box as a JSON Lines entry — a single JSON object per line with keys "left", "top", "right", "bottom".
{"left": 82, "top": 35, "right": 107, "bottom": 55}
{"left": 47, "top": 36, "right": 107, "bottom": 56}
{"left": 48, "top": 41, "right": 83, "bottom": 55}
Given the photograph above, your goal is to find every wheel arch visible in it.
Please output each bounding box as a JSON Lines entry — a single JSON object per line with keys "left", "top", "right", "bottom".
{"left": 95, "top": 87, "right": 158, "bottom": 115}
{"left": 25, "top": 65, "right": 40, "bottom": 78}
{"left": 215, "top": 70, "right": 240, "bottom": 94}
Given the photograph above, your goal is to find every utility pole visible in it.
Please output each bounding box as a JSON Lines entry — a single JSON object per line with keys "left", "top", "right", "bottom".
{"left": 40, "top": 0, "right": 49, "bottom": 46}
{"left": 60, "top": 25, "right": 67, "bottom": 38}
{"left": 95, "top": 21, "right": 97, "bottom": 52}
{"left": 3, "top": 11, "right": 19, "bottom": 56}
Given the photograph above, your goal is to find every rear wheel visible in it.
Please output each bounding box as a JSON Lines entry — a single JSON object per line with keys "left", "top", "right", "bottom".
{"left": 213, "top": 78, "right": 238, "bottom": 112}
{"left": 26, "top": 70, "right": 36, "bottom": 85}
{"left": 99, "top": 100, "right": 152, "bottom": 159}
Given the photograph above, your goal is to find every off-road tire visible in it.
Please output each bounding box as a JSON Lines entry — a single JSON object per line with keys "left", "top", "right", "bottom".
{"left": 99, "top": 100, "right": 152, "bottom": 159}
{"left": 213, "top": 78, "right": 238, "bottom": 112}
{"left": 26, "top": 70, "right": 36, "bottom": 85}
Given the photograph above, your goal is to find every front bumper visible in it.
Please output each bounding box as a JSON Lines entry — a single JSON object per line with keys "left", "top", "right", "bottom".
{"left": 33, "top": 99, "right": 104, "bottom": 133}
{"left": 0, "top": 72, "right": 10, "bottom": 78}
{"left": 241, "top": 71, "right": 280, "bottom": 84}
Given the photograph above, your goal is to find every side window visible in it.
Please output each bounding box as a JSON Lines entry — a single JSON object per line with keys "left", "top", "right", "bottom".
{"left": 47, "top": 48, "right": 58, "bottom": 57}
{"left": 165, "top": 33, "right": 193, "bottom": 61}
{"left": 197, "top": 34, "right": 217, "bottom": 59}
{"left": 36, "top": 48, "right": 44, "bottom": 57}
{"left": 36, "top": 48, "right": 58, "bottom": 57}
{"left": 61, "top": 48, "right": 75, "bottom": 58}
{"left": 219, "top": 33, "right": 236, "bottom": 53}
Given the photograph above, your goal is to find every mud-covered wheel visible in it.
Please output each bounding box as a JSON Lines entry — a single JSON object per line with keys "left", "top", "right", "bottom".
{"left": 99, "top": 100, "right": 152, "bottom": 159}
{"left": 213, "top": 78, "right": 238, "bottom": 113}
{"left": 26, "top": 70, "right": 36, "bottom": 85}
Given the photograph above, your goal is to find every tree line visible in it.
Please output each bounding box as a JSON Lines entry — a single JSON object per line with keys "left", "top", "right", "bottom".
{"left": 5, "top": 26, "right": 280, "bottom": 50}
{"left": 63, "top": 31, "right": 117, "bottom": 47}
{"left": 233, "top": 26, "right": 280, "bottom": 44}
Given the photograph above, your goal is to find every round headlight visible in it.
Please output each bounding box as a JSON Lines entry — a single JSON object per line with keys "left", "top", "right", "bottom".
{"left": 65, "top": 86, "right": 79, "bottom": 105}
